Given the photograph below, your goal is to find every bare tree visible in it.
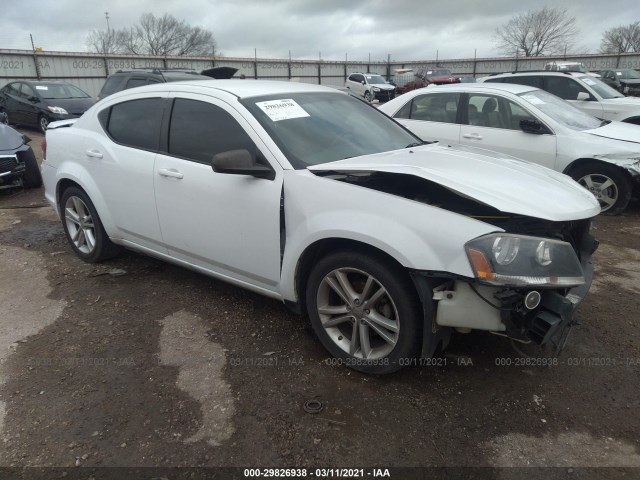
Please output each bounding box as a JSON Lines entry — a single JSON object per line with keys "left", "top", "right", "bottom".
{"left": 600, "top": 22, "right": 640, "bottom": 53}
{"left": 495, "top": 7, "right": 578, "bottom": 57}
{"left": 86, "top": 13, "right": 216, "bottom": 56}
{"left": 86, "top": 29, "right": 123, "bottom": 54}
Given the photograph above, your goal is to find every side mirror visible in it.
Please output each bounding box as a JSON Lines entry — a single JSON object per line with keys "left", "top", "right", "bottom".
{"left": 29, "top": 96, "right": 39, "bottom": 103}
{"left": 576, "top": 92, "right": 590, "bottom": 101}
{"left": 361, "top": 81, "right": 366, "bottom": 85}
{"left": 520, "top": 119, "right": 550, "bottom": 135}
{"left": 211, "top": 149, "right": 275, "bottom": 180}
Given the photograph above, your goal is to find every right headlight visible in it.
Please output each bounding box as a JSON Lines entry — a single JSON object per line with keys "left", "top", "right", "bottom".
{"left": 465, "top": 233, "right": 584, "bottom": 287}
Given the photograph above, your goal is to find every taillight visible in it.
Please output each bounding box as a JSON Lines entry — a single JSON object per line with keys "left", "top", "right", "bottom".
{"left": 42, "top": 138, "right": 47, "bottom": 159}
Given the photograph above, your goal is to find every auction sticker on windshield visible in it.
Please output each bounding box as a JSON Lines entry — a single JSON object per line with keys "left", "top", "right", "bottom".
{"left": 256, "top": 99, "right": 310, "bottom": 122}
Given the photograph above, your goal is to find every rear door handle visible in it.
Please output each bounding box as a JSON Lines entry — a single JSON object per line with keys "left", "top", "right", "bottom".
{"left": 462, "top": 133, "right": 483, "bottom": 140}
{"left": 158, "top": 168, "right": 184, "bottom": 179}
{"left": 85, "top": 149, "right": 103, "bottom": 159}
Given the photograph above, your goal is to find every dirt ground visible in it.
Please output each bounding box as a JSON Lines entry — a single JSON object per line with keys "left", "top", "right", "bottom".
{"left": 0, "top": 127, "right": 639, "bottom": 478}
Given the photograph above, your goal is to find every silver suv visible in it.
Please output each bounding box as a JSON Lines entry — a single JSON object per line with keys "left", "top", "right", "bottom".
{"left": 479, "top": 71, "right": 640, "bottom": 125}
{"left": 345, "top": 72, "right": 396, "bottom": 102}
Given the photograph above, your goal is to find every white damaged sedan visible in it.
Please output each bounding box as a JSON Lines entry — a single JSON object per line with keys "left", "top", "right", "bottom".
{"left": 41, "top": 81, "right": 600, "bottom": 373}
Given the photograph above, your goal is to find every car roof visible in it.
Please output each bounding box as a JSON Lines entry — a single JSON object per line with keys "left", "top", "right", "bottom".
{"left": 109, "top": 79, "right": 337, "bottom": 100}
{"left": 415, "top": 82, "right": 537, "bottom": 94}
{"left": 488, "top": 70, "right": 589, "bottom": 79}
{"left": 23, "top": 80, "right": 75, "bottom": 85}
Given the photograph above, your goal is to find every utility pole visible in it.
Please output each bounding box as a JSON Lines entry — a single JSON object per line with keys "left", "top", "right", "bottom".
{"left": 30, "top": 34, "right": 41, "bottom": 80}
{"left": 104, "top": 11, "right": 110, "bottom": 32}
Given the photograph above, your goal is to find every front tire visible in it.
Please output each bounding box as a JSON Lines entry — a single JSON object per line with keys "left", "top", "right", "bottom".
{"left": 60, "top": 186, "right": 122, "bottom": 262}
{"left": 22, "top": 148, "right": 42, "bottom": 188}
{"left": 39, "top": 115, "right": 49, "bottom": 134}
{"left": 569, "top": 163, "right": 632, "bottom": 215}
{"left": 305, "top": 251, "right": 422, "bottom": 374}
{"left": 364, "top": 91, "right": 372, "bottom": 103}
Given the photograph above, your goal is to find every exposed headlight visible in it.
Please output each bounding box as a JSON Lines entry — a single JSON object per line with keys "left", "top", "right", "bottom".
{"left": 372, "top": 87, "right": 380, "bottom": 92}
{"left": 492, "top": 236, "right": 519, "bottom": 265}
{"left": 535, "top": 241, "right": 552, "bottom": 266}
{"left": 623, "top": 85, "right": 630, "bottom": 93}
{"left": 465, "top": 233, "right": 584, "bottom": 287}
{"left": 47, "top": 106, "right": 68, "bottom": 114}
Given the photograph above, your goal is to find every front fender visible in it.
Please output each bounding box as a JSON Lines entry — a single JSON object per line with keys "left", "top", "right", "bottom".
{"left": 279, "top": 171, "right": 499, "bottom": 301}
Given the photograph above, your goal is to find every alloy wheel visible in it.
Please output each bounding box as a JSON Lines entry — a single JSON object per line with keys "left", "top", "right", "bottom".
{"left": 64, "top": 196, "right": 96, "bottom": 254}
{"left": 578, "top": 173, "right": 618, "bottom": 212}
{"left": 316, "top": 267, "right": 400, "bottom": 360}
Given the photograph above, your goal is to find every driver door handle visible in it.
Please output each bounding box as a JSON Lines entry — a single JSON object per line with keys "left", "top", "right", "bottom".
{"left": 158, "top": 168, "right": 184, "bottom": 179}
{"left": 462, "top": 133, "right": 483, "bottom": 140}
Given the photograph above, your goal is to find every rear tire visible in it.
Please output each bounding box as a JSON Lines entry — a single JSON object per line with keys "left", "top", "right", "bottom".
{"left": 305, "top": 250, "right": 422, "bottom": 374}
{"left": 60, "top": 186, "right": 122, "bottom": 263}
{"left": 569, "top": 163, "right": 632, "bottom": 215}
{"left": 22, "top": 148, "right": 42, "bottom": 188}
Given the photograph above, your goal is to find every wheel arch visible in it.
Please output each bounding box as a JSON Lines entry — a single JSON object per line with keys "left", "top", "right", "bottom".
{"left": 562, "top": 157, "right": 633, "bottom": 180}
{"left": 55, "top": 175, "right": 118, "bottom": 238}
{"left": 292, "top": 237, "right": 415, "bottom": 314}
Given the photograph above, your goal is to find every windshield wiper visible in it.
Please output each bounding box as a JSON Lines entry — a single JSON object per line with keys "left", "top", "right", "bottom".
{"left": 600, "top": 120, "right": 612, "bottom": 127}
{"left": 405, "top": 141, "right": 424, "bottom": 148}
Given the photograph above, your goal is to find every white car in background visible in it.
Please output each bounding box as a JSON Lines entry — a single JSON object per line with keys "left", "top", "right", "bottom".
{"left": 478, "top": 71, "right": 640, "bottom": 125}
{"left": 42, "top": 81, "right": 599, "bottom": 373}
{"left": 345, "top": 72, "right": 396, "bottom": 102}
{"left": 379, "top": 83, "right": 640, "bottom": 214}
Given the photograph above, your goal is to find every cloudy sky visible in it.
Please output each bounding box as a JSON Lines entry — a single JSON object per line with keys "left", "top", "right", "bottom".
{"left": 1, "top": 0, "right": 638, "bottom": 61}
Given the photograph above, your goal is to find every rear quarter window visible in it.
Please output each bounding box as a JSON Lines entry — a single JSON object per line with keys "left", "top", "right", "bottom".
{"left": 103, "top": 98, "right": 165, "bottom": 151}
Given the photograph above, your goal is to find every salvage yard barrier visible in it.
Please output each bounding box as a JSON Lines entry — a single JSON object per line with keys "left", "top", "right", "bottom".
{"left": 1, "top": 48, "right": 640, "bottom": 97}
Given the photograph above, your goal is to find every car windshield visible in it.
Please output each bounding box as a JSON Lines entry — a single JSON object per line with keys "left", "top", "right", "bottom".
{"left": 241, "top": 92, "right": 420, "bottom": 169}
{"left": 518, "top": 89, "right": 603, "bottom": 131}
{"left": 36, "top": 84, "right": 90, "bottom": 99}
{"left": 365, "top": 75, "right": 387, "bottom": 85}
{"left": 619, "top": 70, "right": 640, "bottom": 79}
{"left": 578, "top": 76, "right": 624, "bottom": 99}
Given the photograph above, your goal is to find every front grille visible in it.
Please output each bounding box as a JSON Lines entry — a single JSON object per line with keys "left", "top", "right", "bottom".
{"left": 0, "top": 156, "right": 18, "bottom": 173}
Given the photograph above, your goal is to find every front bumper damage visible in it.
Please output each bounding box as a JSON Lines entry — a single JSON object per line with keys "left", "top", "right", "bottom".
{"left": 413, "top": 226, "right": 599, "bottom": 357}
{"left": 0, "top": 153, "right": 26, "bottom": 189}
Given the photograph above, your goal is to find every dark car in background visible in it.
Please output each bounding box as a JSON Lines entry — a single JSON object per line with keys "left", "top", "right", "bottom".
{"left": 0, "top": 81, "right": 95, "bottom": 133}
{"left": 398, "top": 68, "right": 460, "bottom": 94}
{"left": 0, "top": 113, "right": 41, "bottom": 189}
{"left": 599, "top": 69, "right": 640, "bottom": 96}
{"left": 97, "top": 67, "right": 238, "bottom": 100}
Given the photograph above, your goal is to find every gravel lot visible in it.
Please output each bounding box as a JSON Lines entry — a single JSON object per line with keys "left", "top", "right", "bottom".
{"left": 0, "top": 128, "right": 639, "bottom": 477}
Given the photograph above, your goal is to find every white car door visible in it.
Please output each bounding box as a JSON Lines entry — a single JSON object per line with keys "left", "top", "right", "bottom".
{"left": 153, "top": 94, "right": 283, "bottom": 293}
{"left": 349, "top": 74, "right": 366, "bottom": 97}
{"left": 391, "top": 92, "right": 461, "bottom": 144}
{"left": 459, "top": 93, "right": 557, "bottom": 170}
{"left": 88, "top": 94, "right": 167, "bottom": 252}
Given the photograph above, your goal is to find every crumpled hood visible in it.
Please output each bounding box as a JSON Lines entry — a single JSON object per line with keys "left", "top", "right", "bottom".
{"left": 308, "top": 144, "right": 601, "bottom": 221}
{"left": 0, "top": 123, "right": 25, "bottom": 151}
